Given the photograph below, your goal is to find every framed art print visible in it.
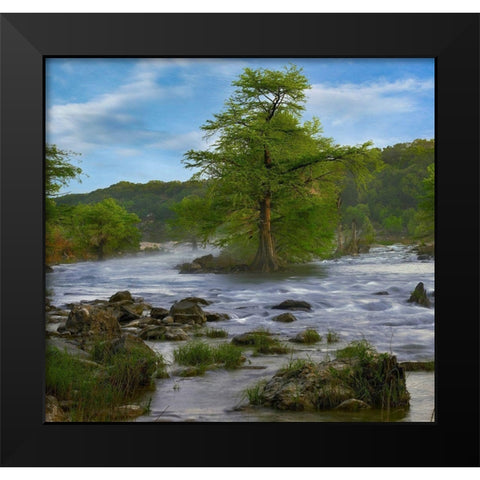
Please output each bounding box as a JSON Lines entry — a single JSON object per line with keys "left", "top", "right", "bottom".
{"left": 1, "top": 13, "right": 479, "bottom": 467}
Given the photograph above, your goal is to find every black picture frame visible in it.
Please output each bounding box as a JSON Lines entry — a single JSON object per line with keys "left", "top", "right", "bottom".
{"left": 1, "top": 13, "right": 478, "bottom": 467}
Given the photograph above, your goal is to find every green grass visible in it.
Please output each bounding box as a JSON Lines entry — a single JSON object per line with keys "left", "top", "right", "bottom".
{"left": 326, "top": 329, "right": 340, "bottom": 344}
{"left": 173, "top": 341, "right": 245, "bottom": 373}
{"left": 302, "top": 329, "right": 322, "bottom": 344}
{"left": 240, "top": 329, "right": 290, "bottom": 355}
{"left": 205, "top": 327, "right": 228, "bottom": 338}
{"left": 334, "top": 340, "right": 410, "bottom": 409}
{"left": 46, "top": 344, "right": 163, "bottom": 421}
{"left": 245, "top": 380, "right": 267, "bottom": 405}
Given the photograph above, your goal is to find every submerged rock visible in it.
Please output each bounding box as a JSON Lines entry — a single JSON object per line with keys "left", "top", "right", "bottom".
{"left": 205, "top": 312, "right": 230, "bottom": 322}
{"left": 271, "top": 300, "right": 312, "bottom": 311}
{"left": 407, "top": 282, "right": 431, "bottom": 307}
{"left": 272, "top": 312, "right": 297, "bottom": 323}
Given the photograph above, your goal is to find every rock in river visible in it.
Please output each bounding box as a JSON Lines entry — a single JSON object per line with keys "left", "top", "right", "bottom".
{"left": 169, "top": 299, "right": 207, "bottom": 325}
{"left": 407, "top": 282, "right": 431, "bottom": 307}
{"left": 272, "top": 312, "right": 297, "bottom": 323}
{"left": 271, "top": 299, "right": 312, "bottom": 311}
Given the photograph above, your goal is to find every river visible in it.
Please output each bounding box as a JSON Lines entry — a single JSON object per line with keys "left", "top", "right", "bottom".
{"left": 46, "top": 243, "right": 435, "bottom": 422}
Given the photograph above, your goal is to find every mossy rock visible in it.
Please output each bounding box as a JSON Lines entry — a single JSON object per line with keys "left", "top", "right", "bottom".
{"left": 407, "top": 282, "right": 431, "bottom": 307}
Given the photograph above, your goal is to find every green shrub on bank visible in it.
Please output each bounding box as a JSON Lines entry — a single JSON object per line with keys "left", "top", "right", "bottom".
{"left": 46, "top": 341, "right": 164, "bottom": 421}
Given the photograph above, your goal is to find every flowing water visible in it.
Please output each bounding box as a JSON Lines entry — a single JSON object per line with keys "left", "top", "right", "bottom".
{"left": 46, "top": 243, "right": 435, "bottom": 422}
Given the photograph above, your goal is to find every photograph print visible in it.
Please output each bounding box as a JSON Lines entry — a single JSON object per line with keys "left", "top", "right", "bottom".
{"left": 44, "top": 57, "right": 435, "bottom": 423}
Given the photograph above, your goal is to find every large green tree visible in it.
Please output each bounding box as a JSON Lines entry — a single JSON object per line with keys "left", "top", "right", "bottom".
{"left": 184, "top": 65, "right": 375, "bottom": 271}
{"left": 72, "top": 198, "right": 141, "bottom": 260}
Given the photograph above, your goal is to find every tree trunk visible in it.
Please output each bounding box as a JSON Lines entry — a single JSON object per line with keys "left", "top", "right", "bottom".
{"left": 251, "top": 193, "right": 279, "bottom": 272}
{"left": 351, "top": 219, "right": 359, "bottom": 255}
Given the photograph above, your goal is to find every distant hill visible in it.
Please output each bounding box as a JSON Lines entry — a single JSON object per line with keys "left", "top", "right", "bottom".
{"left": 56, "top": 179, "right": 206, "bottom": 241}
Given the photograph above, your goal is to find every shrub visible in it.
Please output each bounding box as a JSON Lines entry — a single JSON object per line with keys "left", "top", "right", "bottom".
{"left": 205, "top": 327, "right": 228, "bottom": 338}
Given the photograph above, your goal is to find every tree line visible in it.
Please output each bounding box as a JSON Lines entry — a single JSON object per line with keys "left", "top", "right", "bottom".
{"left": 47, "top": 65, "right": 434, "bottom": 268}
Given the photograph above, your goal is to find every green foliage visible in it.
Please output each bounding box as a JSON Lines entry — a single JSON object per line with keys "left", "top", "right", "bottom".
{"left": 341, "top": 139, "right": 434, "bottom": 242}
{"left": 57, "top": 179, "right": 206, "bottom": 242}
{"left": 72, "top": 198, "right": 141, "bottom": 260}
{"left": 45, "top": 144, "right": 83, "bottom": 197}
{"left": 45, "top": 344, "right": 161, "bottom": 421}
{"left": 183, "top": 64, "right": 375, "bottom": 268}
{"left": 333, "top": 340, "right": 410, "bottom": 408}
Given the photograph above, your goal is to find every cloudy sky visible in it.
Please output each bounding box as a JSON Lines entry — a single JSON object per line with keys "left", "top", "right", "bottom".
{"left": 46, "top": 58, "right": 434, "bottom": 194}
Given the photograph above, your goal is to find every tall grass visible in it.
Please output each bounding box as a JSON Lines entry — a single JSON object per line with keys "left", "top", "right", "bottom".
{"left": 173, "top": 341, "right": 244, "bottom": 373}
{"left": 46, "top": 342, "right": 163, "bottom": 421}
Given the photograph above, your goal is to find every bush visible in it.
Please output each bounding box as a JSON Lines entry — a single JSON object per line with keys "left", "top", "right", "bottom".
{"left": 46, "top": 339, "right": 163, "bottom": 421}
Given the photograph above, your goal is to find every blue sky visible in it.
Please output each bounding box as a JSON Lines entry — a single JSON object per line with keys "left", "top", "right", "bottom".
{"left": 46, "top": 58, "right": 434, "bottom": 194}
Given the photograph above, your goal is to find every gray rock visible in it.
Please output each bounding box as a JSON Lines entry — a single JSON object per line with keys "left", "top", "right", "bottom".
{"left": 109, "top": 291, "right": 133, "bottom": 303}
{"left": 169, "top": 300, "right": 207, "bottom": 325}
{"left": 271, "top": 300, "right": 312, "bottom": 311}
{"left": 272, "top": 312, "right": 297, "bottom": 323}
{"left": 150, "top": 307, "right": 169, "bottom": 319}
{"left": 205, "top": 312, "right": 230, "bottom": 322}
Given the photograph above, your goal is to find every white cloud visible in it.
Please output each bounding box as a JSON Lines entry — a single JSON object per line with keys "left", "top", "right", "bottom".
{"left": 149, "top": 130, "right": 207, "bottom": 151}
{"left": 307, "top": 78, "right": 433, "bottom": 125}
{"left": 46, "top": 62, "right": 194, "bottom": 152}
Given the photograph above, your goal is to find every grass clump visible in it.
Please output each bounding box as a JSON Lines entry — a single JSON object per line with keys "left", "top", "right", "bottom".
{"left": 246, "top": 380, "right": 268, "bottom": 405}
{"left": 251, "top": 334, "right": 289, "bottom": 355}
{"left": 334, "top": 340, "right": 410, "bottom": 409}
{"left": 205, "top": 327, "right": 228, "bottom": 338}
{"left": 302, "top": 329, "right": 322, "bottom": 344}
{"left": 46, "top": 341, "right": 162, "bottom": 421}
{"left": 173, "top": 341, "right": 245, "bottom": 373}
{"left": 326, "top": 329, "right": 340, "bottom": 343}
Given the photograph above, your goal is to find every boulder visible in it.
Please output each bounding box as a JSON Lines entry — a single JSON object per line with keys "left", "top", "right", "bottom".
{"left": 163, "top": 328, "right": 190, "bottom": 341}
{"left": 181, "top": 296, "right": 211, "bottom": 306}
{"left": 407, "top": 282, "right": 431, "bottom": 307}
{"left": 373, "top": 291, "right": 389, "bottom": 295}
{"left": 65, "top": 305, "right": 121, "bottom": 336}
{"left": 271, "top": 300, "right": 312, "bottom": 311}
{"left": 206, "top": 312, "right": 230, "bottom": 322}
{"left": 169, "top": 300, "right": 207, "bottom": 325}
{"left": 109, "top": 291, "right": 133, "bottom": 303}
{"left": 150, "top": 307, "right": 169, "bottom": 319}
{"left": 139, "top": 325, "right": 167, "bottom": 340}
{"left": 250, "top": 344, "right": 410, "bottom": 411}
{"left": 272, "top": 313, "right": 297, "bottom": 323}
